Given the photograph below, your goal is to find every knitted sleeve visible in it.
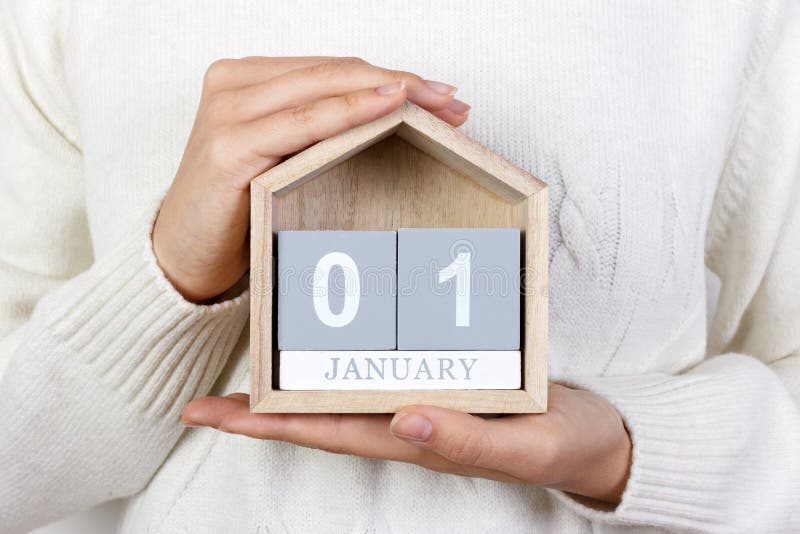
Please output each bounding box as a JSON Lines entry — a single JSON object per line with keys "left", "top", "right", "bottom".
{"left": 0, "top": 2, "right": 249, "bottom": 531}
{"left": 551, "top": 4, "right": 800, "bottom": 531}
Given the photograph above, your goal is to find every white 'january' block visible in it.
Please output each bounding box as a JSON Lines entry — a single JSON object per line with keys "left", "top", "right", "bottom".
{"left": 279, "top": 351, "right": 521, "bottom": 390}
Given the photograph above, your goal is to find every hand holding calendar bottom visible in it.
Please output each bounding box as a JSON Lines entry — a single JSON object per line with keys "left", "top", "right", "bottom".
{"left": 154, "top": 55, "right": 631, "bottom": 506}
{"left": 183, "top": 384, "right": 631, "bottom": 504}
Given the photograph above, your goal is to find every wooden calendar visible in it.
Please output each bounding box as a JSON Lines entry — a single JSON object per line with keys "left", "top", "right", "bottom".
{"left": 249, "top": 102, "right": 547, "bottom": 413}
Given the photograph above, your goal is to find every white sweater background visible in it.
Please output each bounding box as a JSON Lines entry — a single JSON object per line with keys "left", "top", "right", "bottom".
{"left": 1, "top": 1, "right": 799, "bottom": 533}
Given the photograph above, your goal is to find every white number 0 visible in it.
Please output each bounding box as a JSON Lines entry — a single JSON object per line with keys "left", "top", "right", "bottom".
{"left": 313, "top": 252, "right": 360, "bottom": 328}
{"left": 438, "top": 251, "right": 471, "bottom": 327}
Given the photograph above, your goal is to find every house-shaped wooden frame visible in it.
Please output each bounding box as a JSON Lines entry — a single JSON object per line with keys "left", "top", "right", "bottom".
{"left": 250, "top": 102, "right": 547, "bottom": 413}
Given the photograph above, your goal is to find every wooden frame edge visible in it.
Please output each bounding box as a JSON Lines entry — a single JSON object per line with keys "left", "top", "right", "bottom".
{"left": 522, "top": 187, "right": 548, "bottom": 411}
{"left": 399, "top": 103, "right": 546, "bottom": 200}
{"left": 249, "top": 180, "right": 272, "bottom": 410}
{"left": 254, "top": 389, "right": 544, "bottom": 414}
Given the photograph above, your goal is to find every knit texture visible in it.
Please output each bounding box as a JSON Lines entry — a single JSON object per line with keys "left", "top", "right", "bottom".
{"left": 1, "top": 1, "right": 799, "bottom": 533}
{"left": 0, "top": 198, "right": 250, "bottom": 532}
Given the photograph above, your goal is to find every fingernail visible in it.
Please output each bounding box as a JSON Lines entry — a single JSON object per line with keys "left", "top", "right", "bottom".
{"left": 390, "top": 413, "right": 432, "bottom": 442}
{"left": 182, "top": 419, "right": 201, "bottom": 427}
{"left": 447, "top": 99, "right": 471, "bottom": 115}
{"left": 424, "top": 80, "right": 458, "bottom": 95}
{"left": 375, "top": 80, "right": 406, "bottom": 95}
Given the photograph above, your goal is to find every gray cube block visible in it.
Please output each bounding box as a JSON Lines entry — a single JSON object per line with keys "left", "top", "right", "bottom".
{"left": 278, "top": 231, "right": 396, "bottom": 350}
{"left": 397, "top": 228, "right": 520, "bottom": 350}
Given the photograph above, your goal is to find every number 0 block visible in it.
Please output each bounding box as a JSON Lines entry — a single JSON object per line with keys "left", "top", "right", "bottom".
{"left": 397, "top": 228, "right": 520, "bottom": 350}
{"left": 277, "top": 231, "right": 396, "bottom": 350}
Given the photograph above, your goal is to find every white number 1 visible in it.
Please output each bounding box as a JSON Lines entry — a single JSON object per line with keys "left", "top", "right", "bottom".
{"left": 438, "top": 251, "right": 471, "bottom": 327}
{"left": 313, "top": 252, "right": 360, "bottom": 328}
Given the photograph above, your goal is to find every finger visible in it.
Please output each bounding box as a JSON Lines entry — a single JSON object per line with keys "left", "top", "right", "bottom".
{"left": 203, "top": 56, "right": 369, "bottom": 93}
{"left": 181, "top": 393, "right": 250, "bottom": 427}
{"left": 184, "top": 396, "right": 456, "bottom": 466}
{"left": 221, "top": 411, "right": 395, "bottom": 455}
{"left": 220, "top": 409, "right": 525, "bottom": 483}
{"left": 433, "top": 108, "right": 469, "bottom": 127}
{"left": 389, "top": 405, "right": 546, "bottom": 474}
{"left": 218, "top": 61, "right": 458, "bottom": 121}
{"left": 183, "top": 395, "right": 402, "bottom": 458}
{"left": 183, "top": 395, "right": 524, "bottom": 483}
{"left": 230, "top": 82, "right": 407, "bottom": 185}
{"left": 215, "top": 408, "right": 429, "bottom": 463}
{"left": 431, "top": 109, "right": 468, "bottom": 127}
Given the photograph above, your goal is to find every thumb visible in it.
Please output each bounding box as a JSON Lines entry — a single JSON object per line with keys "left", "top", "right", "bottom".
{"left": 389, "top": 406, "right": 502, "bottom": 469}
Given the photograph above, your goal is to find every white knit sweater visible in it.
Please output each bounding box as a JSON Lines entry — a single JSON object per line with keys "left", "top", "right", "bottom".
{"left": 1, "top": 1, "right": 799, "bottom": 533}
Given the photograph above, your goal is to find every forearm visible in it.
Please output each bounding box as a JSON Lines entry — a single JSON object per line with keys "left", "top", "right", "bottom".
{"left": 555, "top": 353, "right": 800, "bottom": 531}
{"left": 0, "top": 208, "right": 249, "bottom": 532}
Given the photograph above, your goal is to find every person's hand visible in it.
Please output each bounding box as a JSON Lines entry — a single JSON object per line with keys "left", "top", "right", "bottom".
{"left": 153, "top": 57, "right": 469, "bottom": 302}
{"left": 182, "top": 384, "right": 632, "bottom": 504}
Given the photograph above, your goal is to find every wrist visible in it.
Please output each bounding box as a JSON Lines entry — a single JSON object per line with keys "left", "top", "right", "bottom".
{"left": 592, "top": 424, "right": 632, "bottom": 504}
{"left": 152, "top": 230, "right": 203, "bottom": 303}
{"left": 151, "top": 209, "right": 218, "bottom": 303}
{"left": 542, "top": 385, "right": 633, "bottom": 505}
{"left": 560, "top": 421, "right": 632, "bottom": 504}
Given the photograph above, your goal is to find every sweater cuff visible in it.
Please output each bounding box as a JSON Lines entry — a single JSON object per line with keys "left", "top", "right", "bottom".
{"left": 31, "top": 197, "right": 250, "bottom": 419}
{"left": 550, "top": 356, "right": 772, "bottom": 531}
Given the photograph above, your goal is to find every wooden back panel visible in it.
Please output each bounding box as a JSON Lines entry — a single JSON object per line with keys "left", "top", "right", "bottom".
{"left": 274, "top": 135, "right": 522, "bottom": 231}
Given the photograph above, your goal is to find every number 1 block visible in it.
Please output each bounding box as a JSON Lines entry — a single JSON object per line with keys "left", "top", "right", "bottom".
{"left": 397, "top": 228, "right": 521, "bottom": 350}
{"left": 277, "top": 231, "right": 396, "bottom": 350}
